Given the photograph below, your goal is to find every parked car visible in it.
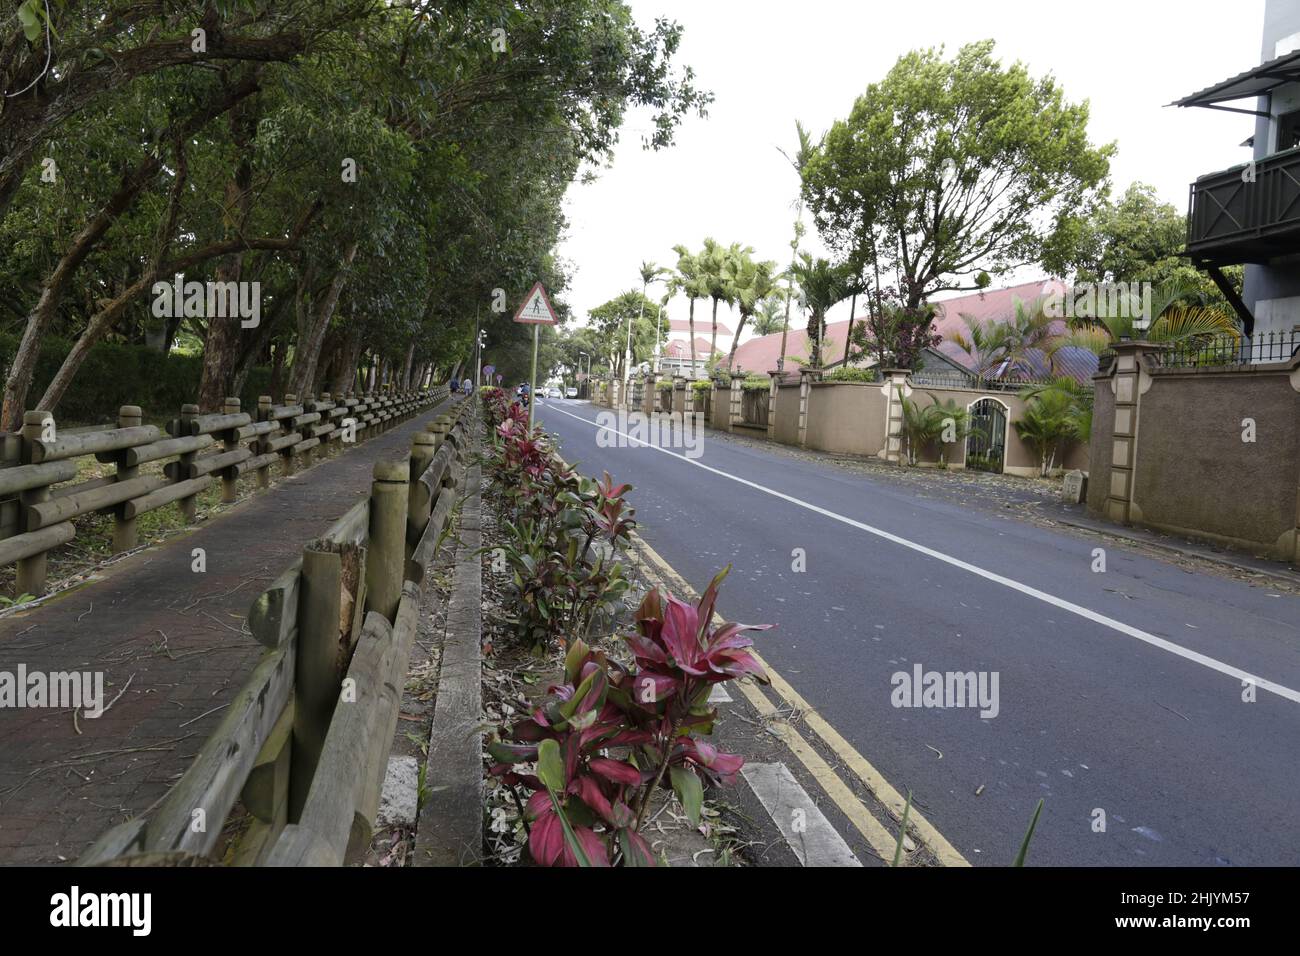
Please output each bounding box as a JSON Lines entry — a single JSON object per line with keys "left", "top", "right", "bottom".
{"left": 566, "top": 387, "right": 578, "bottom": 398}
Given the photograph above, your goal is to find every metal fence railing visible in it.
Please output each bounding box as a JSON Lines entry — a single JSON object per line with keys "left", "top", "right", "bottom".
{"left": 908, "top": 369, "right": 1068, "bottom": 393}
{"left": 1151, "top": 330, "right": 1300, "bottom": 369}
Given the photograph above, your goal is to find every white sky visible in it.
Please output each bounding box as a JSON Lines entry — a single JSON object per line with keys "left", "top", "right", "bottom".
{"left": 555, "top": 0, "right": 1266, "bottom": 338}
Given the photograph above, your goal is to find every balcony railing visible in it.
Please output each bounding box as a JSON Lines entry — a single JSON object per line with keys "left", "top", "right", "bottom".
{"left": 1187, "top": 147, "right": 1300, "bottom": 263}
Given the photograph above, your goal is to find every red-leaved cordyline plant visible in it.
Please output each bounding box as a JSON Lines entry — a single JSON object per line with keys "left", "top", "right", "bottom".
{"left": 483, "top": 382, "right": 636, "bottom": 649}
{"left": 488, "top": 566, "right": 771, "bottom": 866}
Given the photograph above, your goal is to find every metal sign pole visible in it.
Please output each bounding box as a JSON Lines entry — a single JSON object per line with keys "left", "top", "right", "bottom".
{"left": 528, "top": 323, "right": 539, "bottom": 433}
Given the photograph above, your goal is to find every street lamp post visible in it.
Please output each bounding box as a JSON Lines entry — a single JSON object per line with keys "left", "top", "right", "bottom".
{"left": 579, "top": 351, "right": 589, "bottom": 399}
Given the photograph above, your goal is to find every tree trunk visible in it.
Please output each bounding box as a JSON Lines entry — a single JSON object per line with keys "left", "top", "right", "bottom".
{"left": 726, "top": 314, "right": 749, "bottom": 372}
{"left": 197, "top": 92, "right": 260, "bottom": 411}
{"left": 269, "top": 341, "right": 286, "bottom": 398}
{"left": 709, "top": 297, "right": 720, "bottom": 366}
{"left": 330, "top": 327, "right": 365, "bottom": 396}
{"left": 842, "top": 292, "right": 858, "bottom": 366}
{"left": 34, "top": 236, "right": 299, "bottom": 417}
{"left": 282, "top": 241, "right": 357, "bottom": 397}
{"left": 1, "top": 158, "right": 162, "bottom": 428}
{"left": 687, "top": 298, "right": 697, "bottom": 378}
{"left": 778, "top": 275, "right": 793, "bottom": 374}
{"left": 399, "top": 341, "right": 415, "bottom": 390}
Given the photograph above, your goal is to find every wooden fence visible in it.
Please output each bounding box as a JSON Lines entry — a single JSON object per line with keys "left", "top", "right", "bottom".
{"left": 0, "top": 384, "right": 450, "bottom": 598}
{"left": 79, "top": 397, "right": 474, "bottom": 866}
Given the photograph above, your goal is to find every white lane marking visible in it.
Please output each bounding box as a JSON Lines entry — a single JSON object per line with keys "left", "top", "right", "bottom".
{"left": 541, "top": 403, "right": 1300, "bottom": 705}
{"left": 741, "top": 762, "right": 862, "bottom": 867}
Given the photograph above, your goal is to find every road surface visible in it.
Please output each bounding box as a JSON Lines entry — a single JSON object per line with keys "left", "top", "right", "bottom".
{"left": 534, "top": 399, "right": 1300, "bottom": 866}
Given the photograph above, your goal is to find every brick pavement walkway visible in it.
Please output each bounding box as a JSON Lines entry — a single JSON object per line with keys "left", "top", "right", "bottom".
{"left": 0, "top": 397, "right": 457, "bottom": 864}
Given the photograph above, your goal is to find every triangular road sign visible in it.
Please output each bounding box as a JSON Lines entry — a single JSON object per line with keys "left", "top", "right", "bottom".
{"left": 513, "top": 281, "right": 558, "bottom": 325}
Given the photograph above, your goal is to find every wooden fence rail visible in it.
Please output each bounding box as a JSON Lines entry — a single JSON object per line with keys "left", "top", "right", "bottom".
{"left": 0, "top": 384, "right": 451, "bottom": 598}
{"left": 79, "top": 396, "right": 474, "bottom": 866}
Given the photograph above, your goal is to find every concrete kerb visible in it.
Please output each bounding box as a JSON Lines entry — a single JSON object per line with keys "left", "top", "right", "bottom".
{"left": 413, "top": 416, "right": 483, "bottom": 866}
{"left": 1053, "top": 512, "right": 1300, "bottom": 586}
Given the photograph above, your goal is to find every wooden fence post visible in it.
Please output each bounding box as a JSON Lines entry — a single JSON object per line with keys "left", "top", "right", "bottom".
{"left": 292, "top": 543, "right": 351, "bottom": 819}
{"left": 112, "top": 405, "right": 143, "bottom": 552}
{"left": 219, "top": 397, "right": 241, "bottom": 503}
{"left": 317, "top": 392, "right": 334, "bottom": 456}
{"left": 408, "top": 432, "right": 437, "bottom": 553}
{"left": 282, "top": 393, "right": 299, "bottom": 475}
{"left": 256, "top": 396, "right": 274, "bottom": 488}
{"left": 366, "top": 459, "right": 409, "bottom": 623}
{"left": 16, "top": 410, "right": 53, "bottom": 596}
{"left": 174, "top": 403, "right": 202, "bottom": 521}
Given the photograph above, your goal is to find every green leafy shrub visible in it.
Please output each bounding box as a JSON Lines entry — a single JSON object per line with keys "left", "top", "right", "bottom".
{"left": 0, "top": 333, "right": 270, "bottom": 423}
{"left": 823, "top": 366, "right": 879, "bottom": 383}
{"left": 739, "top": 374, "right": 770, "bottom": 392}
{"left": 899, "top": 391, "right": 973, "bottom": 466}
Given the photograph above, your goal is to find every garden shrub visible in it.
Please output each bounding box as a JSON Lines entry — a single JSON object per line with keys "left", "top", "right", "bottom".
{"left": 824, "top": 366, "right": 879, "bottom": 383}
{"left": 0, "top": 333, "right": 271, "bottom": 423}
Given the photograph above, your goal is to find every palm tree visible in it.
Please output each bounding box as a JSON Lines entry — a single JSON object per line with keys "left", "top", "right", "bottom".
{"left": 789, "top": 253, "right": 852, "bottom": 369}
{"left": 1013, "top": 388, "right": 1079, "bottom": 476}
{"left": 1019, "top": 376, "right": 1093, "bottom": 444}
{"left": 670, "top": 245, "right": 708, "bottom": 378}
{"left": 899, "top": 392, "right": 973, "bottom": 466}
{"left": 753, "top": 293, "right": 786, "bottom": 336}
{"left": 723, "top": 252, "right": 779, "bottom": 372}
{"left": 949, "top": 313, "right": 1015, "bottom": 377}
{"left": 632, "top": 260, "right": 669, "bottom": 384}
{"left": 698, "top": 238, "right": 743, "bottom": 363}
{"left": 1065, "top": 282, "right": 1241, "bottom": 355}
{"left": 776, "top": 121, "right": 819, "bottom": 372}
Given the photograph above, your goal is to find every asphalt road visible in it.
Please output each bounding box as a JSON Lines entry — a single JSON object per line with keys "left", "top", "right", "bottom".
{"left": 534, "top": 399, "right": 1300, "bottom": 866}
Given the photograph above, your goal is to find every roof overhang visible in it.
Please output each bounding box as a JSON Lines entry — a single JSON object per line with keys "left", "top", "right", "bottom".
{"left": 1170, "top": 49, "right": 1300, "bottom": 117}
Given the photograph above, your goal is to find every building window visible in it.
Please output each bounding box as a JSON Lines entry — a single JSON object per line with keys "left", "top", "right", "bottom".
{"left": 1280, "top": 110, "right": 1300, "bottom": 152}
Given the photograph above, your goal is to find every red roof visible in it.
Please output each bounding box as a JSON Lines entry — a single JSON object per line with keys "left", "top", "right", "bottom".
{"left": 664, "top": 337, "right": 715, "bottom": 359}
{"left": 729, "top": 280, "right": 1095, "bottom": 382}
{"left": 669, "top": 318, "right": 732, "bottom": 336}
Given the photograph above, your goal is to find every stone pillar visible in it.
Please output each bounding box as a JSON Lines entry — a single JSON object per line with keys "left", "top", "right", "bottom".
{"left": 880, "top": 370, "right": 911, "bottom": 463}
{"left": 1101, "top": 341, "right": 1157, "bottom": 525}
{"left": 798, "top": 369, "right": 821, "bottom": 449}
{"left": 767, "top": 372, "right": 781, "bottom": 441}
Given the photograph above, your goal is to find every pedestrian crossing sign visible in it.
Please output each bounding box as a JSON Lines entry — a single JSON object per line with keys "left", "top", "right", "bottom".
{"left": 513, "top": 282, "right": 558, "bottom": 325}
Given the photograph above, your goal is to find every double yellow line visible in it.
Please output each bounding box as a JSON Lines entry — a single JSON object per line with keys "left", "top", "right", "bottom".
{"left": 629, "top": 530, "right": 970, "bottom": 868}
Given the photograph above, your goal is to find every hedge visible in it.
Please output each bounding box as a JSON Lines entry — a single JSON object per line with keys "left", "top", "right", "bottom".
{"left": 823, "top": 367, "right": 880, "bottom": 383}
{"left": 0, "top": 333, "right": 271, "bottom": 425}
